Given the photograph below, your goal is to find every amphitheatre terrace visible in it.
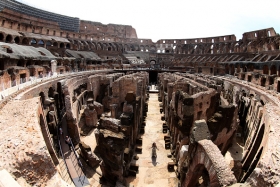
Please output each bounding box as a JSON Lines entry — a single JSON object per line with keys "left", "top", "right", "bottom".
{"left": 0, "top": 0, "right": 280, "bottom": 187}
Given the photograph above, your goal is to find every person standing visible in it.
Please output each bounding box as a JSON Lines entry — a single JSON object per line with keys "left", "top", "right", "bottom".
{"left": 65, "top": 136, "right": 72, "bottom": 151}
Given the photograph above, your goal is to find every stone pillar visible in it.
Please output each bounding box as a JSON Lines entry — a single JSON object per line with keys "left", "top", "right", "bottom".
{"left": 51, "top": 60, "right": 57, "bottom": 76}
{"left": 110, "top": 104, "right": 118, "bottom": 118}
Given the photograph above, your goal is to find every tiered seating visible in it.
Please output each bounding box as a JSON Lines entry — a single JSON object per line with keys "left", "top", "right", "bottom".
{"left": 0, "top": 0, "right": 80, "bottom": 32}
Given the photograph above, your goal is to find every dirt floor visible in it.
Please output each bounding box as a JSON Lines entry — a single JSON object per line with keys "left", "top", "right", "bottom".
{"left": 126, "top": 93, "right": 178, "bottom": 187}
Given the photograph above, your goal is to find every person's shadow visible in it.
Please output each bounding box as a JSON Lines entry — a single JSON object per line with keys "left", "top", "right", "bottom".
{"left": 152, "top": 156, "right": 158, "bottom": 166}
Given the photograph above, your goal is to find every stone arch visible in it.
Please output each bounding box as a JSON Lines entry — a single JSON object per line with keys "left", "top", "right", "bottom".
{"left": 124, "top": 44, "right": 129, "bottom": 51}
{"left": 183, "top": 140, "right": 236, "bottom": 187}
{"left": 145, "top": 45, "right": 149, "bottom": 52}
{"left": 97, "top": 42, "right": 103, "bottom": 50}
{"left": 53, "top": 42, "right": 58, "bottom": 47}
{"left": 66, "top": 43, "right": 71, "bottom": 49}
{"left": 14, "top": 36, "right": 20, "bottom": 44}
{"left": 5, "top": 34, "right": 13, "bottom": 43}
{"left": 46, "top": 41, "right": 52, "bottom": 47}
{"left": 30, "top": 38, "right": 37, "bottom": 45}
{"left": 60, "top": 43, "right": 65, "bottom": 48}
{"left": 38, "top": 40, "right": 44, "bottom": 46}
{"left": 149, "top": 45, "right": 156, "bottom": 53}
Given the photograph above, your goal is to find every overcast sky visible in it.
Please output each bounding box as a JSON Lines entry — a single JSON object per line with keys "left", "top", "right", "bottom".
{"left": 18, "top": 0, "right": 280, "bottom": 42}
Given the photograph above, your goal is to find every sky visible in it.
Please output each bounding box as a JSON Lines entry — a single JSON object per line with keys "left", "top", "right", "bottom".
{"left": 17, "top": 0, "right": 280, "bottom": 42}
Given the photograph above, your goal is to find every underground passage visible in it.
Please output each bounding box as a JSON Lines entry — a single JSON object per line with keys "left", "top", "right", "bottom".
{"left": 0, "top": 1, "right": 279, "bottom": 187}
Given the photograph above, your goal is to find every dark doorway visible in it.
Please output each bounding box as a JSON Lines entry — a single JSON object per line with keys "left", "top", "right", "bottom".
{"left": 149, "top": 71, "right": 158, "bottom": 84}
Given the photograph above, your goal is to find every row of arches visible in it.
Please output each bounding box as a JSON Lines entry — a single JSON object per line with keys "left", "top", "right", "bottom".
{"left": 225, "top": 63, "right": 280, "bottom": 76}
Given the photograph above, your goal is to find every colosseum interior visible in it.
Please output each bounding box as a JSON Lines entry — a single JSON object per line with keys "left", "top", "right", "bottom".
{"left": 0, "top": 0, "right": 280, "bottom": 187}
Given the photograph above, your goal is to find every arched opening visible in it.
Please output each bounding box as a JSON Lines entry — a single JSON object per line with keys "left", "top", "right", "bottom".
{"left": 53, "top": 42, "right": 58, "bottom": 47}
{"left": 22, "top": 38, "right": 29, "bottom": 45}
{"left": 270, "top": 65, "right": 276, "bottom": 75}
{"left": 38, "top": 40, "right": 44, "bottom": 45}
{"left": 60, "top": 43, "right": 65, "bottom": 48}
{"left": 46, "top": 41, "right": 52, "bottom": 46}
{"left": 17, "top": 60, "right": 25, "bottom": 67}
{"left": 263, "top": 65, "right": 269, "bottom": 75}
{"left": 149, "top": 71, "right": 158, "bottom": 84}
{"left": 0, "top": 33, "right": 4, "bottom": 41}
{"left": 260, "top": 77, "right": 266, "bottom": 87}
{"left": 14, "top": 36, "right": 20, "bottom": 44}
{"left": 66, "top": 43, "right": 70, "bottom": 49}
{"left": 5, "top": 35, "right": 13, "bottom": 43}
{"left": 30, "top": 38, "right": 37, "bottom": 45}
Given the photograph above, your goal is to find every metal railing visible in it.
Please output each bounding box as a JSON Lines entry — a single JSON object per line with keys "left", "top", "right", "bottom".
{"left": 68, "top": 138, "right": 87, "bottom": 186}
{"left": 57, "top": 107, "right": 87, "bottom": 186}
{"left": 57, "top": 112, "right": 75, "bottom": 185}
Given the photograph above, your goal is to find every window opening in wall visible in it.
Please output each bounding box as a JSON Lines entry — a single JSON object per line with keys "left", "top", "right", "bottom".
{"left": 53, "top": 31, "right": 56, "bottom": 36}
{"left": 185, "top": 41, "right": 187, "bottom": 44}
{"left": 91, "top": 37, "right": 93, "bottom": 41}
{"left": 200, "top": 39, "right": 202, "bottom": 42}
{"left": 47, "top": 29, "right": 49, "bottom": 35}
{"left": 248, "top": 75, "right": 252, "bottom": 82}
{"left": 277, "top": 81, "right": 280, "bottom": 92}
{"left": 85, "top": 26, "right": 87, "bottom": 29}
{"left": 224, "top": 37, "right": 226, "bottom": 41}
{"left": 163, "top": 40, "right": 165, "bottom": 43}
{"left": 20, "top": 73, "right": 26, "bottom": 83}
{"left": 157, "top": 49, "right": 161, "bottom": 53}
{"left": 212, "top": 39, "right": 214, "bottom": 43}
{"left": 268, "top": 30, "right": 271, "bottom": 37}
{"left": 197, "top": 111, "right": 202, "bottom": 119}
{"left": 195, "top": 39, "right": 197, "bottom": 43}
{"left": 108, "top": 38, "right": 110, "bottom": 41}
{"left": 103, "top": 38, "right": 105, "bottom": 40}
{"left": 17, "top": 23, "right": 20, "bottom": 30}
{"left": 174, "top": 40, "right": 176, "bottom": 43}
{"left": 97, "top": 27, "right": 99, "bottom": 30}
{"left": 255, "top": 33, "right": 257, "bottom": 38}
{"left": 146, "top": 49, "right": 148, "bottom": 52}
{"left": 60, "top": 32, "right": 63, "bottom": 37}
{"left": 73, "top": 34, "right": 75, "bottom": 38}
{"left": 1, "top": 20, "right": 5, "bottom": 26}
